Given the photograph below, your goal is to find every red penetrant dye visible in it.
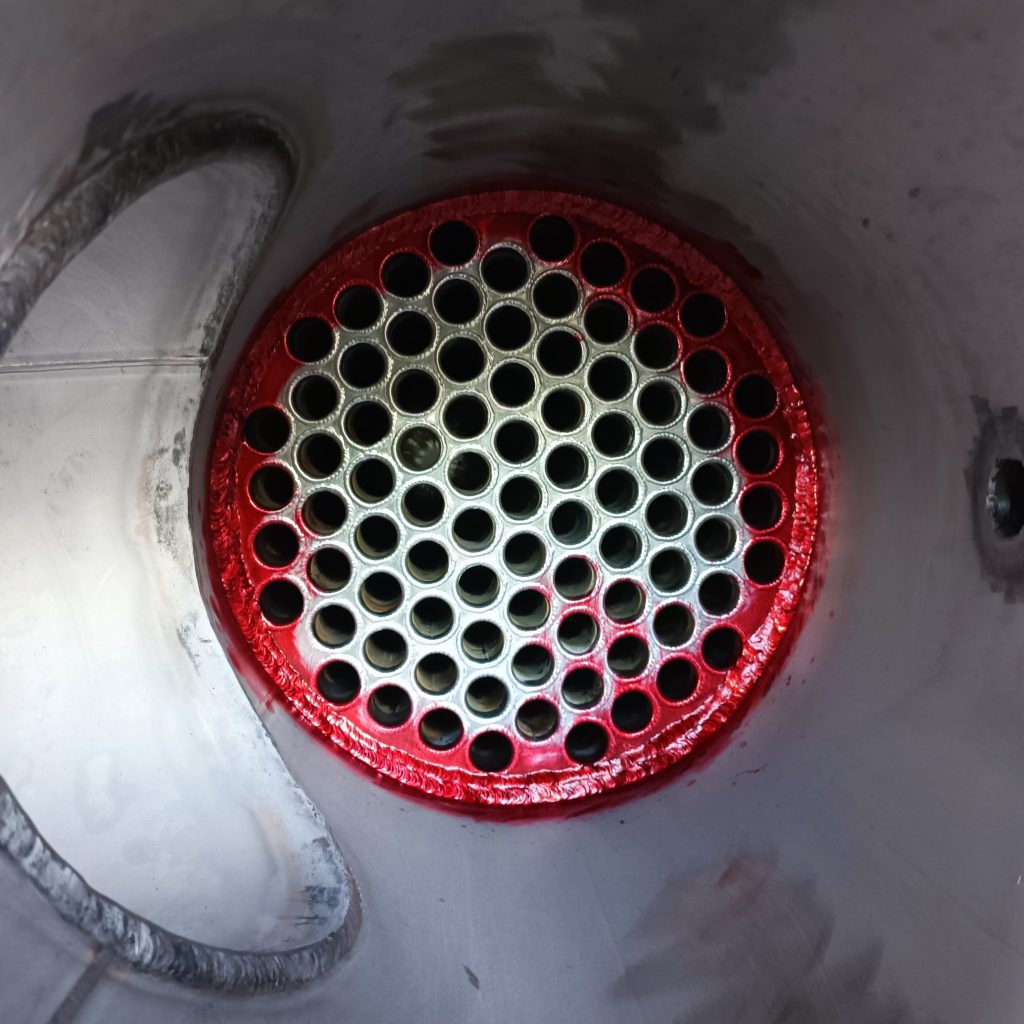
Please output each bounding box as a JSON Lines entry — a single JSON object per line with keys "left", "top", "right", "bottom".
{"left": 206, "top": 189, "right": 821, "bottom": 808}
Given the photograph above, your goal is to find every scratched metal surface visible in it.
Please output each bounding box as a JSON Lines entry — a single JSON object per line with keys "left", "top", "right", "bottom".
{"left": 2, "top": 0, "right": 1024, "bottom": 1021}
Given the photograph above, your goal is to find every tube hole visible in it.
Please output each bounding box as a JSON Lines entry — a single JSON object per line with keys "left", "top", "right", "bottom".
{"left": 537, "top": 329, "right": 584, "bottom": 376}
{"left": 631, "top": 267, "right": 676, "bottom": 312}
{"left": 369, "top": 685, "right": 412, "bottom": 727}
{"left": 335, "top": 285, "right": 383, "bottom": 330}
{"left": 392, "top": 369, "right": 439, "bottom": 414}
{"left": 355, "top": 515, "right": 399, "bottom": 559}
{"left": 462, "top": 622, "right": 505, "bottom": 662}
{"left": 287, "top": 317, "right": 334, "bottom": 363}
{"left": 360, "top": 571, "right": 403, "bottom": 614}
{"left": 565, "top": 722, "right": 608, "bottom": 764}
{"left": 458, "top": 565, "right": 500, "bottom": 607}
{"left": 657, "top": 658, "right": 699, "bottom": 702}
{"left": 438, "top": 336, "right": 485, "bottom": 382}
{"left": 485, "top": 304, "right": 533, "bottom": 351}
{"left": 734, "top": 374, "right": 778, "bottom": 418}
{"left": 580, "top": 241, "right": 626, "bottom": 287}
{"left": 612, "top": 691, "right": 653, "bottom": 733}
{"left": 604, "top": 579, "right": 645, "bottom": 623}
{"left": 608, "top": 635, "right": 649, "bottom": 677}
{"left": 386, "top": 310, "right": 435, "bottom": 356}
{"left": 542, "top": 388, "right": 586, "bottom": 433}
{"left": 558, "top": 612, "right": 599, "bottom": 654}
{"left": 259, "top": 579, "right": 303, "bottom": 626}
{"left": 650, "top": 549, "right": 691, "bottom": 592}
{"left": 401, "top": 482, "right": 444, "bottom": 525}
{"left": 990, "top": 459, "right": 1024, "bottom": 537}
{"left": 646, "top": 493, "right": 687, "bottom": 537}
{"left": 344, "top": 401, "right": 392, "bottom": 447}
{"left": 412, "top": 597, "right": 455, "bottom": 639}
{"left": 313, "top": 604, "right": 356, "bottom": 647}
{"left": 397, "top": 426, "right": 442, "bottom": 472}
{"left": 249, "top": 465, "right": 295, "bottom": 512}
{"left": 482, "top": 246, "right": 530, "bottom": 292}
{"left": 340, "top": 342, "right": 387, "bottom": 388}
{"left": 699, "top": 572, "right": 741, "bottom": 615}
{"left": 600, "top": 524, "right": 641, "bottom": 568}
{"left": 702, "top": 626, "right": 743, "bottom": 670}
{"left": 350, "top": 457, "right": 395, "bottom": 502}
{"left": 466, "top": 675, "right": 508, "bottom": 715}
{"left": 495, "top": 419, "right": 540, "bottom": 463}
{"left": 562, "top": 667, "right": 603, "bottom": 709}
{"left": 448, "top": 451, "right": 492, "bottom": 495}
{"left": 298, "top": 433, "right": 344, "bottom": 478}
{"left": 642, "top": 437, "right": 685, "bottom": 481}
{"left": 512, "top": 644, "right": 553, "bottom": 685}
{"left": 584, "top": 298, "right": 629, "bottom": 343}
{"left": 588, "top": 355, "right": 633, "bottom": 401}
{"left": 453, "top": 508, "right": 495, "bottom": 551}
{"left": 406, "top": 539, "right": 449, "bottom": 582}
{"left": 653, "top": 604, "right": 693, "bottom": 646}
{"left": 245, "top": 407, "right": 290, "bottom": 453}
{"left": 419, "top": 708, "right": 463, "bottom": 750}
{"left": 596, "top": 468, "right": 639, "bottom": 513}
{"left": 416, "top": 653, "right": 458, "bottom": 694}
{"left": 429, "top": 220, "right": 478, "bottom": 265}
{"left": 504, "top": 533, "right": 547, "bottom": 577}
{"left": 500, "top": 476, "right": 542, "bottom": 519}
{"left": 364, "top": 629, "right": 408, "bottom": 670}
{"left": 681, "top": 293, "right": 726, "bottom": 338}
{"left": 694, "top": 518, "right": 736, "bottom": 562}
{"left": 292, "top": 375, "right": 339, "bottom": 421}
{"left": 638, "top": 381, "right": 682, "bottom": 426}
{"left": 317, "top": 661, "right": 360, "bottom": 705}
{"left": 434, "top": 278, "right": 482, "bottom": 324}
{"left": 683, "top": 349, "right": 728, "bottom": 395}
{"left": 740, "top": 485, "right": 783, "bottom": 530}
{"left": 443, "top": 394, "right": 489, "bottom": 439}
{"left": 553, "top": 556, "right": 596, "bottom": 599}
{"left": 469, "top": 731, "right": 514, "bottom": 772}
{"left": 550, "top": 500, "right": 593, "bottom": 545}
{"left": 592, "top": 412, "right": 635, "bottom": 457}
{"left": 745, "top": 540, "right": 786, "bottom": 584}
{"left": 634, "top": 324, "right": 679, "bottom": 370}
{"left": 302, "top": 490, "right": 347, "bottom": 535}
{"left": 308, "top": 547, "right": 352, "bottom": 592}
{"left": 490, "top": 361, "right": 537, "bottom": 407}
{"left": 516, "top": 699, "right": 558, "bottom": 740}
{"left": 691, "top": 462, "right": 734, "bottom": 506}
{"left": 529, "top": 215, "right": 576, "bottom": 262}
{"left": 545, "top": 444, "right": 588, "bottom": 488}
{"left": 508, "top": 589, "right": 550, "bottom": 629}
{"left": 533, "top": 272, "right": 580, "bottom": 319}
{"left": 382, "top": 251, "right": 430, "bottom": 297}
{"left": 737, "top": 430, "right": 780, "bottom": 475}
{"left": 687, "top": 405, "right": 731, "bottom": 450}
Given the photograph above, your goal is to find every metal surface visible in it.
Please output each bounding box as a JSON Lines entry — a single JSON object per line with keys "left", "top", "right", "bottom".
{"left": 208, "top": 190, "right": 818, "bottom": 804}
{"left": 2, "top": 1, "right": 1024, "bottom": 1022}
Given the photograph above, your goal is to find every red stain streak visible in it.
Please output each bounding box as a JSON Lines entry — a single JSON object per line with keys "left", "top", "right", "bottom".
{"left": 205, "top": 189, "right": 822, "bottom": 808}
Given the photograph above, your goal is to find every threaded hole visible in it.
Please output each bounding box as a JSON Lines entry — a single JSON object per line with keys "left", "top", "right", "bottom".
{"left": 369, "top": 685, "right": 412, "bottom": 726}
{"left": 429, "top": 220, "right": 478, "bottom": 266}
{"left": 653, "top": 603, "right": 693, "bottom": 646}
{"left": 565, "top": 722, "right": 608, "bottom": 764}
{"left": 687, "top": 405, "right": 731, "bottom": 450}
{"left": 638, "top": 381, "right": 682, "bottom": 426}
{"left": 634, "top": 324, "right": 679, "bottom": 369}
{"left": 681, "top": 293, "right": 726, "bottom": 338}
{"left": 250, "top": 465, "right": 295, "bottom": 511}
{"left": 657, "top": 658, "right": 699, "bottom": 701}
{"left": 691, "top": 462, "right": 734, "bottom": 506}
{"left": 434, "top": 278, "right": 482, "bottom": 324}
{"left": 365, "top": 628, "right": 407, "bottom": 669}
{"left": 317, "top": 661, "right": 360, "bottom": 704}
{"left": 545, "top": 444, "right": 588, "bottom": 488}
{"left": 508, "top": 589, "right": 550, "bottom": 629}
{"left": 340, "top": 342, "right": 386, "bottom": 388}
{"left": 553, "top": 556, "right": 596, "bottom": 599}
{"left": 596, "top": 468, "right": 639, "bottom": 513}
{"left": 542, "top": 388, "right": 585, "bottom": 432}
{"left": 308, "top": 547, "right": 352, "bottom": 592}
{"left": 393, "top": 369, "right": 439, "bottom": 414}
{"left": 298, "top": 433, "right": 344, "bottom": 478}
{"left": 386, "top": 310, "right": 435, "bottom": 357}
{"left": 253, "top": 521, "right": 299, "bottom": 568}
{"left": 694, "top": 517, "right": 736, "bottom": 561}
{"left": 745, "top": 540, "right": 786, "bottom": 584}
{"left": 287, "top": 317, "right": 334, "bottom": 363}
{"left": 504, "top": 532, "right": 546, "bottom": 576}
{"left": 533, "top": 272, "right": 580, "bottom": 319}
{"left": 406, "top": 539, "right": 449, "bottom": 582}
{"left": 702, "top": 626, "right": 743, "bottom": 670}
{"left": 313, "top": 604, "right": 356, "bottom": 647}
{"left": 650, "top": 548, "right": 690, "bottom": 592}
{"left": 462, "top": 622, "right": 504, "bottom": 662}
{"left": 397, "top": 426, "right": 442, "bottom": 472}
{"left": 631, "top": 266, "right": 676, "bottom": 312}
{"left": 683, "top": 349, "right": 728, "bottom": 394}
{"left": 490, "top": 361, "right": 537, "bottom": 407}
{"left": 448, "top": 451, "right": 492, "bottom": 495}
{"left": 245, "top": 407, "right": 290, "bottom": 454}
{"left": 439, "top": 336, "right": 485, "bottom": 382}
{"left": 355, "top": 514, "right": 399, "bottom": 558}
{"left": 537, "top": 329, "right": 584, "bottom": 375}
{"left": 401, "top": 482, "right": 444, "bottom": 526}
{"left": 416, "top": 653, "right": 458, "bottom": 694}
{"left": 360, "top": 571, "right": 403, "bottom": 614}
{"left": 562, "top": 667, "right": 603, "bottom": 709}
{"left": 580, "top": 241, "right": 626, "bottom": 287}
{"left": 588, "top": 355, "right": 633, "bottom": 401}
{"left": 482, "top": 246, "right": 530, "bottom": 292}
{"left": 412, "top": 597, "right": 455, "bottom": 639}
{"left": 453, "top": 508, "right": 495, "bottom": 551}
{"left": 292, "top": 375, "right": 339, "bottom": 421}
{"left": 612, "top": 691, "right": 653, "bottom": 733}
{"left": 500, "top": 476, "right": 542, "bottom": 519}
{"left": 443, "top": 394, "right": 489, "bottom": 439}
{"left": 495, "top": 419, "right": 539, "bottom": 463}
{"left": 516, "top": 699, "right": 558, "bottom": 740}
{"left": 600, "top": 524, "right": 641, "bottom": 568}
{"left": 302, "top": 490, "right": 347, "bottom": 535}
{"left": 419, "top": 708, "right": 463, "bottom": 750}
{"left": 469, "top": 731, "right": 514, "bottom": 772}
{"left": 646, "top": 493, "right": 686, "bottom": 537}
{"left": 344, "top": 401, "right": 392, "bottom": 447}
{"left": 466, "top": 675, "right": 508, "bottom": 715}
{"left": 584, "top": 299, "right": 629, "bottom": 343}
{"left": 550, "top": 500, "right": 593, "bottom": 545}
{"left": 558, "top": 612, "right": 599, "bottom": 654}
{"left": 529, "top": 215, "right": 576, "bottom": 262}
{"left": 259, "top": 579, "right": 303, "bottom": 625}
{"left": 382, "top": 251, "right": 430, "bottom": 297}
{"left": 734, "top": 374, "right": 778, "bottom": 418}
{"left": 737, "top": 430, "right": 780, "bottom": 474}
{"left": 458, "top": 565, "right": 500, "bottom": 607}
{"left": 350, "top": 458, "right": 395, "bottom": 502}
{"left": 699, "top": 572, "right": 741, "bottom": 615}
{"left": 592, "top": 412, "right": 635, "bottom": 458}
{"left": 512, "top": 644, "right": 553, "bottom": 685}
{"left": 740, "top": 484, "right": 783, "bottom": 530}
{"left": 604, "top": 579, "right": 645, "bottom": 623}
{"left": 485, "top": 304, "right": 533, "bottom": 351}
{"left": 335, "top": 285, "right": 382, "bottom": 330}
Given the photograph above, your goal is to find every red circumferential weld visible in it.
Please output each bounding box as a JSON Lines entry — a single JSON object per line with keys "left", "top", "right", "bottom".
{"left": 207, "top": 189, "right": 820, "bottom": 807}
